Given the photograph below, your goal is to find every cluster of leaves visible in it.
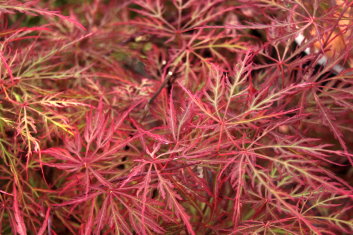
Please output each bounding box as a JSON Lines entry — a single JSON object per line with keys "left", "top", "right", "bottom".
{"left": 0, "top": 0, "right": 353, "bottom": 234}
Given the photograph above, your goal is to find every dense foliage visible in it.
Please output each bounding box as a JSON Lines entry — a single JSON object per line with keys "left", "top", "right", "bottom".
{"left": 0, "top": 0, "right": 353, "bottom": 234}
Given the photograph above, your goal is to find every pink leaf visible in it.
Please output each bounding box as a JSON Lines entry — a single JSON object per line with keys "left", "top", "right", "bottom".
{"left": 13, "top": 185, "right": 27, "bottom": 235}
{"left": 37, "top": 208, "right": 51, "bottom": 235}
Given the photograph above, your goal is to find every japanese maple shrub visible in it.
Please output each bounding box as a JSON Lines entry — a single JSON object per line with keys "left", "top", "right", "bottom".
{"left": 0, "top": 0, "right": 353, "bottom": 234}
